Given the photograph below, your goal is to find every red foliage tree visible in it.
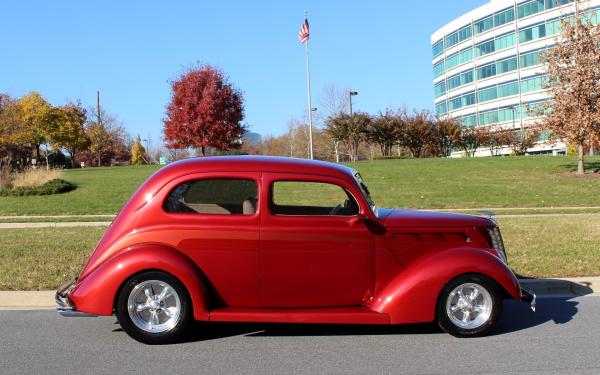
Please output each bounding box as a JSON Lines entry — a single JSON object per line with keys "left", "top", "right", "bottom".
{"left": 163, "top": 65, "right": 245, "bottom": 156}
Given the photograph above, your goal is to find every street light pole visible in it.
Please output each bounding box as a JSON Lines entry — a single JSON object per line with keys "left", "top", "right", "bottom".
{"left": 349, "top": 91, "right": 358, "bottom": 116}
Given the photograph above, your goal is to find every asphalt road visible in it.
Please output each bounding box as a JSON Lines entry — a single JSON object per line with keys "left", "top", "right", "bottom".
{"left": 1, "top": 296, "right": 599, "bottom": 375}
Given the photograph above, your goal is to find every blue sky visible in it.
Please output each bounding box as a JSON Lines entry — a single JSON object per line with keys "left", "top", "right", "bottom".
{"left": 1, "top": 0, "right": 486, "bottom": 143}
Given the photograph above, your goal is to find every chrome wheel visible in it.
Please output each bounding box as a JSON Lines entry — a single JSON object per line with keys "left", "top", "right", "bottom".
{"left": 127, "top": 280, "right": 181, "bottom": 333}
{"left": 445, "top": 282, "right": 492, "bottom": 330}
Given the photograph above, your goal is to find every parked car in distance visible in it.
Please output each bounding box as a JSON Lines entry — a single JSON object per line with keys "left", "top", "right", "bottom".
{"left": 56, "top": 156, "right": 535, "bottom": 344}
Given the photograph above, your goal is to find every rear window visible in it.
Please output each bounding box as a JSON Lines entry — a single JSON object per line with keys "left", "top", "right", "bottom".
{"left": 164, "top": 178, "right": 258, "bottom": 215}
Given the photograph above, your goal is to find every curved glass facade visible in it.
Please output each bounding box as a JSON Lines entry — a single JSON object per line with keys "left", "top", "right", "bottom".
{"left": 431, "top": 0, "right": 599, "bottom": 135}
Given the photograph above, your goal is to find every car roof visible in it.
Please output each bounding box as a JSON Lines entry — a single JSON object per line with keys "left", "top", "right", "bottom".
{"left": 158, "top": 155, "right": 357, "bottom": 180}
{"left": 161, "top": 155, "right": 356, "bottom": 178}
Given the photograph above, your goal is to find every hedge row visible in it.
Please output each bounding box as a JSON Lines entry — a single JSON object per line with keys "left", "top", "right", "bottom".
{"left": 0, "top": 179, "right": 76, "bottom": 197}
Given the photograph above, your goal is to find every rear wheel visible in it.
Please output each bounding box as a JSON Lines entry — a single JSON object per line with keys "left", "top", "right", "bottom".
{"left": 437, "top": 274, "right": 502, "bottom": 337}
{"left": 116, "top": 271, "right": 192, "bottom": 344}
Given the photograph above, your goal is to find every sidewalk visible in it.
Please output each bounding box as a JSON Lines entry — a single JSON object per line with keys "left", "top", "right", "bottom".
{"left": 1, "top": 277, "right": 598, "bottom": 310}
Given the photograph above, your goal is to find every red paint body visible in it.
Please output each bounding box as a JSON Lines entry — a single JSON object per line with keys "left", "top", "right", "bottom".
{"left": 68, "top": 156, "right": 522, "bottom": 325}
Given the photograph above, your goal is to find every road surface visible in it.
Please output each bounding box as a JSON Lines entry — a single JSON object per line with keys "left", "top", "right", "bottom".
{"left": 0, "top": 296, "right": 598, "bottom": 374}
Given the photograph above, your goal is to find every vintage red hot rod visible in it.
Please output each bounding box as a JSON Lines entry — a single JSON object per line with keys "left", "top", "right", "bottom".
{"left": 56, "top": 156, "right": 535, "bottom": 343}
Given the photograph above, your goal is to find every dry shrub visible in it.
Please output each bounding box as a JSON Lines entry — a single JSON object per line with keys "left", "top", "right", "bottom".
{"left": 8, "top": 168, "right": 63, "bottom": 189}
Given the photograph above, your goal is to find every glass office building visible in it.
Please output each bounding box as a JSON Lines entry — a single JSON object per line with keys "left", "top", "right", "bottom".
{"left": 431, "top": 0, "right": 600, "bottom": 155}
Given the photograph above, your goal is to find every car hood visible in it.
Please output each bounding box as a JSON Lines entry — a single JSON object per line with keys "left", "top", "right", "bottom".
{"left": 377, "top": 208, "right": 494, "bottom": 228}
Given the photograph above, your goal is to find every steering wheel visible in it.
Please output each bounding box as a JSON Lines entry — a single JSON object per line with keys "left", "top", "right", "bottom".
{"left": 329, "top": 203, "right": 343, "bottom": 215}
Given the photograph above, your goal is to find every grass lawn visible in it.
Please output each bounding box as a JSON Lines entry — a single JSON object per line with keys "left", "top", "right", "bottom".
{"left": 1, "top": 213, "right": 598, "bottom": 290}
{"left": 0, "top": 156, "right": 600, "bottom": 215}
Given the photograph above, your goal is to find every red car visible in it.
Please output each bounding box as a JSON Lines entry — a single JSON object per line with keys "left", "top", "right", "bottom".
{"left": 56, "top": 156, "right": 535, "bottom": 344}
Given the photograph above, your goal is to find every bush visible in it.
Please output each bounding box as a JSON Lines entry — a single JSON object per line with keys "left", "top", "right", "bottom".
{"left": 0, "top": 179, "right": 76, "bottom": 197}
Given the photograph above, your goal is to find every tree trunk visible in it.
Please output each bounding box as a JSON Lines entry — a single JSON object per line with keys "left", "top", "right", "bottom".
{"left": 70, "top": 149, "right": 76, "bottom": 168}
{"left": 201, "top": 146, "right": 206, "bottom": 156}
{"left": 577, "top": 143, "right": 585, "bottom": 175}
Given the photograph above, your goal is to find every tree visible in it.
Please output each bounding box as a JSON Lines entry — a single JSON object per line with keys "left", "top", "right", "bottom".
{"left": 0, "top": 96, "right": 29, "bottom": 185}
{"left": 86, "top": 108, "right": 127, "bottom": 167}
{"left": 18, "top": 92, "right": 51, "bottom": 166}
{"left": 45, "top": 102, "right": 90, "bottom": 167}
{"left": 541, "top": 13, "right": 600, "bottom": 174}
{"left": 325, "top": 112, "right": 370, "bottom": 162}
{"left": 487, "top": 129, "right": 512, "bottom": 157}
{"left": 508, "top": 126, "right": 541, "bottom": 156}
{"left": 459, "top": 127, "right": 488, "bottom": 157}
{"left": 400, "top": 110, "right": 435, "bottom": 158}
{"left": 434, "top": 118, "right": 461, "bottom": 157}
{"left": 130, "top": 135, "right": 147, "bottom": 165}
{"left": 368, "top": 110, "right": 403, "bottom": 157}
{"left": 163, "top": 64, "right": 246, "bottom": 156}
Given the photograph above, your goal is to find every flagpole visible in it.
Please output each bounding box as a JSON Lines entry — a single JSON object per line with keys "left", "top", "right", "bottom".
{"left": 304, "top": 10, "right": 314, "bottom": 160}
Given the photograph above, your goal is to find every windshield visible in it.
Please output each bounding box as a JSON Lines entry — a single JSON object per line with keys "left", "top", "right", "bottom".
{"left": 354, "top": 172, "right": 377, "bottom": 213}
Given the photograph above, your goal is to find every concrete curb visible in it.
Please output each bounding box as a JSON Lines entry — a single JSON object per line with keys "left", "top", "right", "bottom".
{"left": 0, "top": 277, "right": 598, "bottom": 310}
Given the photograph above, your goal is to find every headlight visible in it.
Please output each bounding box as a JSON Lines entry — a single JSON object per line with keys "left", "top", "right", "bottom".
{"left": 487, "top": 226, "right": 508, "bottom": 264}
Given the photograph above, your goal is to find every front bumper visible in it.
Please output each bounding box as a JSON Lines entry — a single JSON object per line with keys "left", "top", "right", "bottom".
{"left": 521, "top": 288, "right": 536, "bottom": 312}
{"left": 55, "top": 279, "right": 96, "bottom": 318}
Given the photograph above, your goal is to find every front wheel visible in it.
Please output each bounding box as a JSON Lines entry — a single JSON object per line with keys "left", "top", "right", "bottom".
{"left": 437, "top": 274, "right": 502, "bottom": 337}
{"left": 116, "top": 271, "right": 192, "bottom": 344}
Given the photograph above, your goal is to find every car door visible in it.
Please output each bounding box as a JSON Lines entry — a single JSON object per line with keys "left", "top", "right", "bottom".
{"left": 160, "top": 172, "right": 261, "bottom": 307}
{"left": 259, "top": 172, "right": 375, "bottom": 308}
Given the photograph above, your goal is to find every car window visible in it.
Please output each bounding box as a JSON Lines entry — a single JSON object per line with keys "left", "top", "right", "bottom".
{"left": 270, "top": 181, "right": 359, "bottom": 216}
{"left": 164, "top": 178, "right": 258, "bottom": 215}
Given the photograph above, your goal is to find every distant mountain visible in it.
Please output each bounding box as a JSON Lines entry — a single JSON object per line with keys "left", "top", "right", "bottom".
{"left": 242, "top": 132, "right": 262, "bottom": 145}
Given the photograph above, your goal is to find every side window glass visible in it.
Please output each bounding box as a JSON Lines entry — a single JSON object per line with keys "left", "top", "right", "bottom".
{"left": 164, "top": 179, "right": 258, "bottom": 215}
{"left": 271, "top": 181, "right": 358, "bottom": 216}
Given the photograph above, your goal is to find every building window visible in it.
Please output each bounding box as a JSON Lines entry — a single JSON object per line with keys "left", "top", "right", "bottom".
{"left": 446, "top": 47, "right": 473, "bottom": 70}
{"left": 434, "top": 81, "right": 446, "bottom": 98}
{"left": 436, "top": 101, "right": 448, "bottom": 116}
{"left": 433, "top": 61, "right": 445, "bottom": 78}
{"left": 521, "top": 75, "right": 548, "bottom": 93}
{"left": 432, "top": 39, "right": 444, "bottom": 58}
{"left": 520, "top": 49, "right": 543, "bottom": 68}
{"left": 445, "top": 24, "right": 472, "bottom": 48}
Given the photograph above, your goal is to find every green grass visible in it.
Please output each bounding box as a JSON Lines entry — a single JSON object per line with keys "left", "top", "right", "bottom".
{"left": 356, "top": 155, "right": 600, "bottom": 209}
{"left": 1, "top": 214, "right": 598, "bottom": 290}
{"left": 498, "top": 214, "right": 600, "bottom": 278}
{"left": 0, "top": 155, "right": 599, "bottom": 214}
{"left": 0, "top": 165, "right": 159, "bottom": 215}
{"left": 0, "top": 227, "right": 106, "bottom": 290}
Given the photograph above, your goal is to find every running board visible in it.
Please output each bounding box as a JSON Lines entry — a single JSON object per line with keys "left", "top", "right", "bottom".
{"left": 209, "top": 306, "right": 389, "bottom": 324}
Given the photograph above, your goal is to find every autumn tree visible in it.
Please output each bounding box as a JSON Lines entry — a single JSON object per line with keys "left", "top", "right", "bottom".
{"left": 459, "top": 127, "right": 489, "bottom": 157}
{"left": 18, "top": 92, "right": 51, "bottom": 166}
{"left": 130, "top": 135, "right": 147, "bottom": 165}
{"left": 399, "top": 110, "right": 435, "bottom": 158}
{"left": 508, "top": 126, "right": 541, "bottom": 156}
{"left": 325, "top": 112, "right": 370, "bottom": 162}
{"left": 0, "top": 96, "right": 28, "bottom": 184}
{"left": 45, "top": 102, "right": 90, "bottom": 167}
{"left": 368, "top": 110, "right": 403, "bottom": 157}
{"left": 541, "top": 13, "right": 600, "bottom": 174}
{"left": 86, "top": 107, "right": 127, "bottom": 167}
{"left": 434, "top": 118, "right": 461, "bottom": 157}
{"left": 163, "top": 64, "right": 246, "bottom": 156}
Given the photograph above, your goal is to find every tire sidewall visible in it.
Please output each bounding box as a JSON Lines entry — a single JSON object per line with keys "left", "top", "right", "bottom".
{"left": 437, "top": 274, "right": 502, "bottom": 337}
{"left": 116, "top": 271, "right": 192, "bottom": 344}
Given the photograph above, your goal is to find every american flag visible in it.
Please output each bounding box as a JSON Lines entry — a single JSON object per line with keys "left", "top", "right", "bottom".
{"left": 298, "top": 18, "right": 309, "bottom": 44}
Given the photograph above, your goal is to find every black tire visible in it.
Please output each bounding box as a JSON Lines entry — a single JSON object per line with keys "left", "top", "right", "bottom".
{"left": 437, "top": 274, "right": 502, "bottom": 337}
{"left": 116, "top": 271, "right": 192, "bottom": 344}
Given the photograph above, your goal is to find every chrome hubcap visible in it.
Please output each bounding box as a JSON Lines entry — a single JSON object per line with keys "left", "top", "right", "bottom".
{"left": 127, "top": 280, "right": 181, "bottom": 333}
{"left": 446, "top": 283, "right": 492, "bottom": 330}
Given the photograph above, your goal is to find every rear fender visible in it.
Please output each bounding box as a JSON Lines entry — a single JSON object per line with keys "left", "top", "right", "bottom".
{"left": 369, "top": 247, "right": 520, "bottom": 324}
{"left": 68, "top": 244, "right": 209, "bottom": 320}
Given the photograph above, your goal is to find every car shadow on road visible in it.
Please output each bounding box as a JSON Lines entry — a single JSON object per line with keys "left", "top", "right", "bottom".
{"left": 175, "top": 296, "right": 581, "bottom": 343}
{"left": 492, "top": 296, "right": 580, "bottom": 335}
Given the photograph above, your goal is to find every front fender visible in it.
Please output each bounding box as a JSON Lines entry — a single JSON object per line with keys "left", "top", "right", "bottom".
{"left": 369, "top": 247, "right": 520, "bottom": 324}
{"left": 69, "top": 244, "right": 209, "bottom": 320}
